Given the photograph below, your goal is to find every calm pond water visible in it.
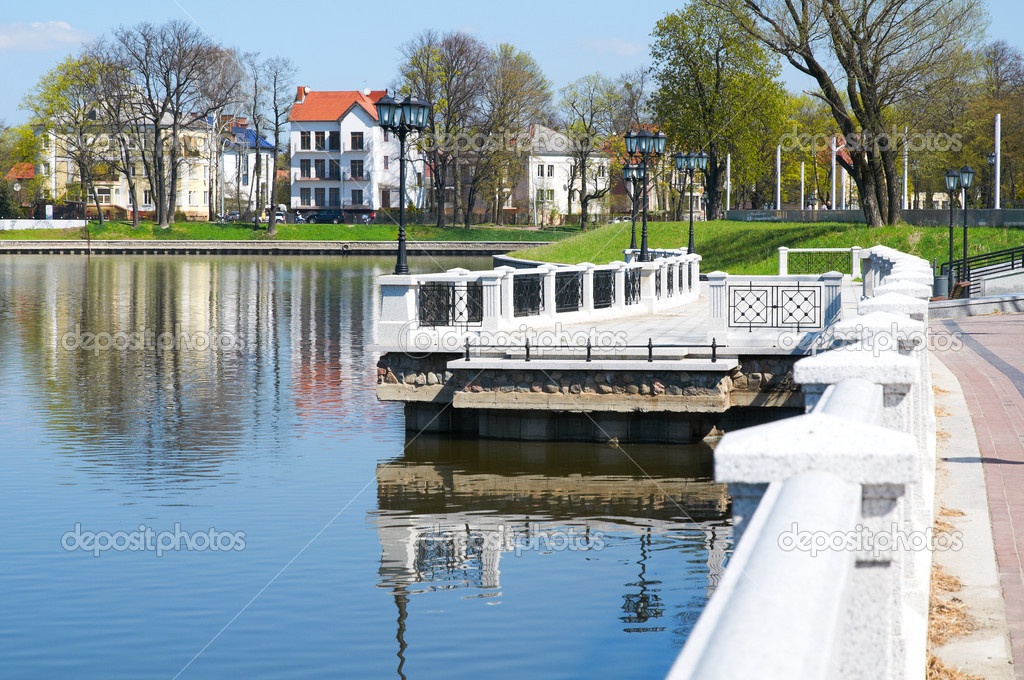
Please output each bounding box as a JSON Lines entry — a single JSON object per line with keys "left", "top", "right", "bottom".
{"left": 0, "top": 254, "right": 731, "bottom": 679}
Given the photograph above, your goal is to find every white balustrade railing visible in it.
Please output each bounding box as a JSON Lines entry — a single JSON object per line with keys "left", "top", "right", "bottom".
{"left": 669, "top": 245, "right": 935, "bottom": 680}
{"left": 376, "top": 249, "right": 702, "bottom": 351}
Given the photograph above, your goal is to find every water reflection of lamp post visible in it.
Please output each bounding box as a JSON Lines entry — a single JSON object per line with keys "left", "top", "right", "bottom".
{"left": 375, "top": 93, "right": 431, "bottom": 275}
{"left": 621, "top": 528, "right": 663, "bottom": 627}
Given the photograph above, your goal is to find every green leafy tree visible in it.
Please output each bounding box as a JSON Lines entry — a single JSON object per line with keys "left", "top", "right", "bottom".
{"left": 22, "top": 54, "right": 108, "bottom": 224}
{"left": 650, "top": 2, "right": 787, "bottom": 220}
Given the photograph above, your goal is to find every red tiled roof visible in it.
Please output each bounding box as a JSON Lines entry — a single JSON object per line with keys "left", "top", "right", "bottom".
{"left": 4, "top": 163, "right": 34, "bottom": 181}
{"left": 289, "top": 90, "right": 382, "bottom": 123}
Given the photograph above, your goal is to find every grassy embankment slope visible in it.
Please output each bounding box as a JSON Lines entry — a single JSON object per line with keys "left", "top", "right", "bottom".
{"left": 0, "top": 220, "right": 576, "bottom": 243}
{"left": 516, "top": 220, "right": 1024, "bottom": 275}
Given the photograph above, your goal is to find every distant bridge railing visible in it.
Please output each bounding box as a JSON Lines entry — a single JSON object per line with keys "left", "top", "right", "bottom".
{"left": 669, "top": 245, "right": 935, "bottom": 680}
{"left": 778, "top": 246, "right": 862, "bottom": 276}
{"left": 376, "top": 248, "right": 702, "bottom": 351}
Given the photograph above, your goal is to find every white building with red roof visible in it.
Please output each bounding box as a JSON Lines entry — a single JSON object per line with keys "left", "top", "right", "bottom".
{"left": 288, "top": 87, "right": 427, "bottom": 220}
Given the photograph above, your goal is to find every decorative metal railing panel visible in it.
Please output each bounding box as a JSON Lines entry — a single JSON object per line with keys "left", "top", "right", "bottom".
{"left": 593, "top": 270, "right": 614, "bottom": 309}
{"left": 513, "top": 273, "right": 544, "bottom": 317}
{"left": 625, "top": 268, "right": 642, "bottom": 306}
{"left": 655, "top": 270, "right": 663, "bottom": 299}
{"left": 418, "top": 282, "right": 484, "bottom": 327}
{"left": 790, "top": 251, "right": 850, "bottom": 275}
{"left": 728, "top": 281, "right": 823, "bottom": 331}
{"left": 688, "top": 263, "right": 693, "bottom": 290}
{"left": 555, "top": 271, "right": 583, "bottom": 313}
{"left": 667, "top": 265, "right": 675, "bottom": 297}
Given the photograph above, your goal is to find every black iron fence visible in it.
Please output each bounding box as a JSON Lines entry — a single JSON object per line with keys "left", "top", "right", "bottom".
{"left": 594, "top": 270, "right": 615, "bottom": 308}
{"left": 555, "top": 271, "right": 583, "bottom": 313}
{"left": 513, "top": 273, "right": 544, "bottom": 317}
{"left": 625, "top": 268, "right": 642, "bottom": 306}
{"left": 418, "top": 281, "right": 484, "bottom": 327}
{"left": 789, "top": 250, "right": 851, "bottom": 275}
{"left": 938, "top": 244, "right": 1024, "bottom": 295}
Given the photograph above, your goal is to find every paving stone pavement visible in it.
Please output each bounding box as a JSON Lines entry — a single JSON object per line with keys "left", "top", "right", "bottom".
{"left": 933, "top": 313, "right": 1024, "bottom": 677}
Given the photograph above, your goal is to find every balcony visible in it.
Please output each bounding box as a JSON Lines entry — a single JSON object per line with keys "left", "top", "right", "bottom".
{"left": 343, "top": 171, "right": 371, "bottom": 182}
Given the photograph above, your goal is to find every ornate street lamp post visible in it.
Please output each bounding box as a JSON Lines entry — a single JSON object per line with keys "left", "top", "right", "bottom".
{"left": 674, "top": 150, "right": 709, "bottom": 254}
{"left": 960, "top": 164, "right": 975, "bottom": 285}
{"left": 622, "top": 163, "right": 644, "bottom": 250}
{"left": 624, "top": 129, "right": 666, "bottom": 262}
{"left": 375, "top": 93, "right": 431, "bottom": 275}
{"left": 944, "top": 168, "right": 961, "bottom": 294}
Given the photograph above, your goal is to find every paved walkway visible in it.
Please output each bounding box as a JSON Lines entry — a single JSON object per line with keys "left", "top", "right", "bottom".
{"left": 932, "top": 313, "right": 1024, "bottom": 677}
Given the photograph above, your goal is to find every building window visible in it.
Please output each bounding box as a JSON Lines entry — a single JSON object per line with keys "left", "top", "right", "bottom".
{"left": 190, "top": 165, "right": 198, "bottom": 179}
{"left": 351, "top": 189, "right": 363, "bottom": 205}
{"left": 329, "top": 131, "right": 340, "bottom": 151}
{"left": 188, "top": 191, "right": 196, "bottom": 205}
{"left": 329, "top": 160, "right": 341, "bottom": 180}
{"left": 381, "top": 190, "right": 391, "bottom": 207}
{"left": 536, "top": 189, "right": 544, "bottom": 203}
{"left": 547, "top": 189, "right": 554, "bottom": 201}
{"left": 314, "top": 187, "right": 325, "bottom": 206}
{"left": 329, "top": 187, "right": 340, "bottom": 206}
{"left": 242, "top": 165, "right": 248, "bottom": 185}
{"left": 537, "top": 164, "right": 544, "bottom": 177}
{"left": 300, "top": 188, "right": 311, "bottom": 206}
{"left": 203, "top": 191, "right": 209, "bottom": 206}
{"left": 203, "top": 167, "right": 209, "bottom": 181}
{"left": 598, "top": 165, "right": 605, "bottom": 177}
{"left": 383, "top": 130, "right": 389, "bottom": 142}
{"left": 129, "top": 164, "right": 136, "bottom": 177}
{"left": 315, "top": 131, "right": 326, "bottom": 151}
{"left": 383, "top": 156, "right": 389, "bottom": 170}
{"left": 350, "top": 160, "right": 364, "bottom": 179}
{"left": 547, "top": 164, "right": 554, "bottom": 177}
{"left": 314, "top": 159, "right": 326, "bottom": 179}
{"left": 144, "top": 190, "right": 152, "bottom": 205}
{"left": 351, "top": 132, "right": 363, "bottom": 150}
{"left": 300, "top": 131, "right": 310, "bottom": 150}
{"left": 300, "top": 159, "right": 311, "bottom": 178}
{"left": 96, "top": 187, "right": 111, "bottom": 204}
{"left": 416, "top": 172, "right": 423, "bottom": 187}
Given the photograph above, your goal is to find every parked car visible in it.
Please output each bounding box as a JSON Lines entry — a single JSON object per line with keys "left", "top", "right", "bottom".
{"left": 226, "top": 211, "right": 241, "bottom": 222}
{"left": 306, "top": 209, "right": 346, "bottom": 224}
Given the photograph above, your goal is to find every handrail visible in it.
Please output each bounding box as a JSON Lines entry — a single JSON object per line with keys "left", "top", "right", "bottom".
{"left": 938, "top": 244, "right": 1024, "bottom": 294}
{"left": 463, "top": 338, "right": 720, "bottom": 363}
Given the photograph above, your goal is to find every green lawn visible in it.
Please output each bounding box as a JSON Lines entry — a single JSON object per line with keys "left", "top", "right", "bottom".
{"left": 0, "top": 220, "right": 577, "bottom": 243}
{"left": 517, "top": 220, "right": 1024, "bottom": 275}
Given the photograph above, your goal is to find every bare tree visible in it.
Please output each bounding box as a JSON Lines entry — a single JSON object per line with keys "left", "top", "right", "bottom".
{"left": 399, "top": 30, "right": 488, "bottom": 228}
{"left": 714, "top": 0, "right": 987, "bottom": 226}
{"left": 463, "top": 43, "right": 551, "bottom": 227}
{"left": 112, "top": 20, "right": 239, "bottom": 227}
{"left": 263, "top": 57, "right": 297, "bottom": 237}
{"left": 559, "top": 74, "right": 619, "bottom": 231}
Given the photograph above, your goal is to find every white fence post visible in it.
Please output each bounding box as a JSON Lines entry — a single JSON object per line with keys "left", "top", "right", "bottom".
{"left": 778, "top": 246, "right": 789, "bottom": 276}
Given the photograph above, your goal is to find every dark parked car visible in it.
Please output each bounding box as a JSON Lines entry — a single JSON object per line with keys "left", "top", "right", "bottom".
{"left": 306, "top": 209, "right": 345, "bottom": 224}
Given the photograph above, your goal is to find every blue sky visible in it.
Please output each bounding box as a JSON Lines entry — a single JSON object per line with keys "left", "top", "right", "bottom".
{"left": 1, "top": 0, "right": 1022, "bottom": 126}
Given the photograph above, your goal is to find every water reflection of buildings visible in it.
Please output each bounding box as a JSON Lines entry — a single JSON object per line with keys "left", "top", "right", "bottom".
{"left": 372, "top": 437, "right": 732, "bottom": 666}
{"left": 0, "top": 255, "right": 421, "bottom": 485}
